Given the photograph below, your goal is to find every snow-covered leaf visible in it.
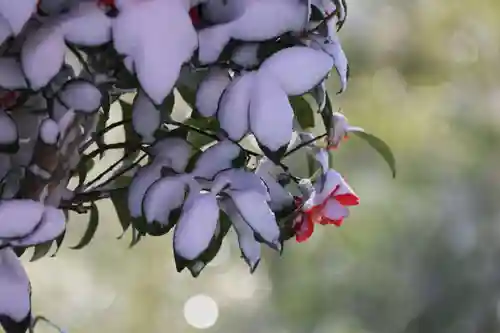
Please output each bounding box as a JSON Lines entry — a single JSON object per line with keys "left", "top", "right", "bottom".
{"left": 21, "top": 23, "right": 66, "bottom": 90}
{"left": 0, "top": 58, "right": 28, "bottom": 90}
{"left": 59, "top": 80, "right": 102, "bottom": 113}
{"left": 231, "top": 43, "right": 259, "bottom": 68}
{"left": 220, "top": 199, "right": 260, "bottom": 272}
{"left": 195, "top": 67, "right": 231, "bottom": 117}
{"left": 142, "top": 175, "right": 189, "bottom": 226}
{"left": 61, "top": 1, "right": 112, "bottom": 46}
{"left": 197, "top": 0, "right": 308, "bottom": 64}
{"left": 310, "top": 35, "right": 348, "bottom": 93}
{"left": 259, "top": 46, "right": 334, "bottom": 96}
{"left": 0, "top": 199, "right": 44, "bottom": 240}
{"left": 229, "top": 190, "right": 281, "bottom": 250}
{"left": 39, "top": 118, "right": 59, "bottom": 145}
{"left": 149, "top": 137, "right": 192, "bottom": 173}
{"left": 200, "top": 0, "right": 246, "bottom": 24}
{"left": 173, "top": 192, "right": 220, "bottom": 261}
{"left": 132, "top": 90, "right": 161, "bottom": 144}
{"left": 213, "top": 169, "right": 268, "bottom": 198}
{"left": 249, "top": 73, "right": 293, "bottom": 152}
{"left": 0, "top": 248, "right": 31, "bottom": 333}
{"left": 0, "top": 16, "right": 11, "bottom": 46}
{"left": 217, "top": 71, "right": 255, "bottom": 141}
{"left": 13, "top": 206, "right": 66, "bottom": 247}
{"left": 0, "top": 0, "right": 37, "bottom": 35}
{"left": 192, "top": 140, "right": 242, "bottom": 179}
{"left": 127, "top": 162, "right": 167, "bottom": 219}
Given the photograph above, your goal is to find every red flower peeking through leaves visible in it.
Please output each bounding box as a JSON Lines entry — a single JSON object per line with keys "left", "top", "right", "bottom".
{"left": 293, "top": 170, "right": 359, "bottom": 242}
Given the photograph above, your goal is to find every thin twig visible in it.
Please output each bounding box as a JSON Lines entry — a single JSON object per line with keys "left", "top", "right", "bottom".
{"left": 284, "top": 133, "right": 327, "bottom": 157}
{"left": 80, "top": 119, "right": 132, "bottom": 153}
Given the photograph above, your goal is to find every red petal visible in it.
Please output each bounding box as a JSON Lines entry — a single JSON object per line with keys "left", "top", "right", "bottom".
{"left": 319, "top": 217, "right": 344, "bottom": 227}
{"left": 327, "top": 144, "right": 338, "bottom": 151}
{"left": 189, "top": 7, "right": 201, "bottom": 25}
{"left": 333, "top": 193, "right": 359, "bottom": 206}
{"left": 294, "top": 215, "right": 314, "bottom": 243}
{"left": 98, "top": 0, "right": 115, "bottom": 6}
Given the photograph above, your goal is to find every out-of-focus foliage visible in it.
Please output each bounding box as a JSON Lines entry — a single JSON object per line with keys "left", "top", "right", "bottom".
{"left": 21, "top": 0, "right": 500, "bottom": 333}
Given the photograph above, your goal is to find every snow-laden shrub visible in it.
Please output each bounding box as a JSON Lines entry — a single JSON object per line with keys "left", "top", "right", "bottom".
{"left": 0, "top": 0, "right": 395, "bottom": 332}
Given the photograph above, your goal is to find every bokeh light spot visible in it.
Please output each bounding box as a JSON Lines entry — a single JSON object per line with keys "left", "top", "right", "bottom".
{"left": 183, "top": 294, "right": 219, "bottom": 329}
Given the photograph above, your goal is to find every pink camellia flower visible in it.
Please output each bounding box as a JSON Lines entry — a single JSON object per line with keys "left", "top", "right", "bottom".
{"left": 293, "top": 169, "right": 359, "bottom": 243}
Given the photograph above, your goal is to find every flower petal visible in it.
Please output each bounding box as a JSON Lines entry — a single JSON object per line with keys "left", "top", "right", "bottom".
{"left": 142, "top": 176, "right": 189, "bottom": 225}
{"left": 0, "top": 58, "right": 27, "bottom": 90}
{"left": 21, "top": 23, "right": 66, "bottom": 90}
{"left": 0, "top": 248, "right": 31, "bottom": 333}
{"left": 0, "top": 0, "right": 37, "bottom": 35}
{"left": 294, "top": 214, "right": 314, "bottom": 242}
{"left": 259, "top": 46, "right": 334, "bottom": 96}
{"left": 217, "top": 71, "right": 254, "bottom": 141}
{"left": 229, "top": 190, "right": 280, "bottom": 249}
{"left": 195, "top": 67, "right": 231, "bottom": 117}
{"left": 11, "top": 206, "right": 66, "bottom": 247}
{"left": 58, "top": 80, "right": 102, "bottom": 113}
{"left": 173, "top": 192, "right": 220, "bottom": 260}
{"left": 149, "top": 137, "right": 192, "bottom": 173}
{"left": 132, "top": 90, "right": 161, "bottom": 144}
{"left": 249, "top": 72, "right": 293, "bottom": 152}
{"left": 61, "top": 1, "right": 112, "bottom": 46}
{"left": 315, "top": 169, "right": 359, "bottom": 206}
{"left": 220, "top": 199, "right": 260, "bottom": 272}
{"left": 192, "top": 140, "right": 242, "bottom": 179}
{"left": 321, "top": 199, "right": 349, "bottom": 225}
{"left": 0, "top": 199, "right": 45, "bottom": 240}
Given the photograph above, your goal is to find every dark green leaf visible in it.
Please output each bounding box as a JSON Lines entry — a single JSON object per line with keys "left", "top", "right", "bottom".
{"left": 51, "top": 231, "right": 66, "bottom": 257}
{"left": 290, "top": 95, "right": 315, "bottom": 129}
{"left": 159, "top": 92, "right": 175, "bottom": 121}
{"left": 13, "top": 246, "right": 26, "bottom": 258}
{"left": 351, "top": 130, "right": 397, "bottom": 178}
{"left": 309, "top": 82, "right": 327, "bottom": 112}
{"left": 185, "top": 117, "right": 219, "bottom": 149}
{"left": 110, "top": 188, "right": 132, "bottom": 237}
{"left": 70, "top": 203, "right": 99, "bottom": 250}
{"left": 76, "top": 158, "right": 95, "bottom": 188}
{"left": 30, "top": 241, "right": 53, "bottom": 262}
{"left": 129, "top": 228, "right": 143, "bottom": 248}
{"left": 176, "top": 85, "right": 196, "bottom": 109}
{"left": 96, "top": 100, "right": 110, "bottom": 159}
{"left": 119, "top": 99, "right": 141, "bottom": 161}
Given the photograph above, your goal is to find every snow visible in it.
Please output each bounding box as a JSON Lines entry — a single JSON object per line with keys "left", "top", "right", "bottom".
{"left": 192, "top": 140, "right": 241, "bottom": 179}
{"left": 214, "top": 169, "right": 268, "bottom": 198}
{"left": 229, "top": 190, "right": 280, "bottom": 248}
{"left": 195, "top": 67, "right": 231, "bottom": 117}
{"left": 201, "top": 0, "right": 246, "bottom": 24}
{"left": 197, "top": 25, "right": 232, "bottom": 64}
{"left": 59, "top": 80, "right": 102, "bottom": 113}
{"left": 132, "top": 90, "right": 161, "bottom": 143}
{"left": 174, "top": 192, "right": 219, "bottom": 260}
{"left": 309, "top": 34, "right": 348, "bottom": 93}
{"left": 61, "top": 1, "right": 112, "bottom": 46}
{"left": 217, "top": 71, "right": 255, "bottom": 141}
{"left": 0, "top": 57, "right": 28, "bottom": 90}
{"left": 258, "top": 171, "right": 293, "bottom": 211}
{"left": 0, "top": 248, "right": 30, "bottom": 322}
{"left": 0, "top": 0, "right": 37, "bottom": 35}
{"left": 249, "top": 72, "right": 293, "bottom": 152}
{"left": 143, "top": 175, "right": 189, "bottom": 225}
{"left": 39, "top": 118, "right": 59, "bottom": 145}
{"left": 259, "top": 46, "right": 334, "bottom": 96}
{"left": 0, "top": 199, "right": 45, "bottom": 239}
{"left": 0, "top": 112, "right": 17, "bottom": 146}
{"left": 21, "top": 23, "right": 66, "bottom": 90}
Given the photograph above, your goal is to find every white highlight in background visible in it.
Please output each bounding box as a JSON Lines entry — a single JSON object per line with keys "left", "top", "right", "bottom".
{"left": 183, "top": 294, "right": 219, "bottom": 329}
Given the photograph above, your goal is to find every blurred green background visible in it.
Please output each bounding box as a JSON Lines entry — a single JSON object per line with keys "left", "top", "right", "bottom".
{"left": 22, "top": 1, "right": 500, "bottom": 332}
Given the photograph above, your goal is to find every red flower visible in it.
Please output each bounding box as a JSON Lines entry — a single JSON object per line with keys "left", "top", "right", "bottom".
{"left": 293, "top": 170, "right": 359, "bottom": 243}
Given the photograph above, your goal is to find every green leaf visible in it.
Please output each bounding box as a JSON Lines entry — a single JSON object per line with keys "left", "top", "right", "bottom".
{"left": 119, "top": 99, "right": 141, "bottom": 160}
{"left": 129, "top": 228, "right": 143, "bottom": 248}
{"left": 30, "top": 241, "right": 53, "bottom": 262}
{"left": 176, "top": 85, "right": 196, "bottom": 109}
{"left": 110, "top": 188, "right": 132, "bottom": 237}
{"left": 70, "top": 203, "right": 99, "bottom": 250}
{"left": 184, "top": 117, "right": 219, "bottom": 149}
{"left": 96, "top": 96, "right": 110, "bottom": 159}
{"left": 159, "top": 92, "right": 175, "bottom": 121}
{"left": 351, "top": 130, "right": 397, "bottom": 178}
{"left": 309, "top": 82, "right": 327, "bottom": 113}
{"left": 76, "top": 158, "right": 95, "bottom": 188}
{"left": 51, "top": 231, "right": 66, "bottom": 257}
{"left": 290, "top": 95, "right": 315, "bottom": 129}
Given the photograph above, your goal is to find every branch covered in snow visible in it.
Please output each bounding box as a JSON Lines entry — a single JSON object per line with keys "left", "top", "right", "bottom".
{"left": 0, "top": 0, "right": 397, "bottom": 332}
